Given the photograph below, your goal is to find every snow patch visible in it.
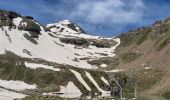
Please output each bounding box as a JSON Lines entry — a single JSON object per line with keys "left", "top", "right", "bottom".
{"left": 44, "top": 81, "right": 82, "bottom": 98}
{"left": 144, "top": 66, "right": 151, "bottom": 70}
{"left": 0, "top": 88, "right": 26, "bottom": 100}
{"left": 105, "top": 69, "right": 124, "bottom": 73}
{"left": 13, "top": 17, "right": 22, "bottom": 26}
{"left": 101, "top": 76, "right": 109, "bottom": 85}
{"left": 25, "top": 62, "right": 60, "bottom": 71}
{"left": 37, "top": 81, "right": 82, "bottom": 98}
{"left": 100, "top": 64, "right": 107, "bottom": 67}
{"left": 59, "top": 81, "right": 81, "bottom": 94}
{"left": 0, "top": 79, "right": 37, "bottom": 91}
{"left": 70, "top": 69, "right": 91, "bottom": 91}
{"left": 85, "top": 71, "right": 110, "bottom": 95}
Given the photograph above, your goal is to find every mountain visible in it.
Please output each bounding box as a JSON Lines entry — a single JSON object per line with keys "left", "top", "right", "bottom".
{"left": 115, "top": 17, "right": 170, "bottom": 97}
{"left": 46, "top": 19, "right": 86, "bottom": 34}
{"left": 0, "top": 9, "right": 120, "bottom": 99}
{"left": 0, "top": 9, "right": 170, "bottom": 100}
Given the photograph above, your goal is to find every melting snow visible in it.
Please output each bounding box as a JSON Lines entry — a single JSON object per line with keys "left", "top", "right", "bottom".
{"left": 59, "top": 81, "right": 81, "bottom": 94}
{"left": 43, "top": 81, "right": 82, "bottom": 98}
{"left": 13, "top": 17, "right": 22, "bottom": 27}
{"left": 70, "top": 69, "right": 91, "bottom": 91}
{"left": 85, "top": 72, "right": 110, "bottom": 95}
{"left": 0, "top": 79, "right": 36, "bottom": 91}
{"left": 105, "top": 69, "right": 124, "bottom": 73}
{"left": 0, "top": 88, "right": 26, "bottom": 100}
{"left": 100, "top": 64, "right": 107, "bottom": 67}
{"left": 0, "top": 23, "right": 121, "bottom": 69}
{"left": 101, "top": 76, "right": 109, "bottom": 85}
{"left": 24, "top": 62, "right": 60, "bottom": 71}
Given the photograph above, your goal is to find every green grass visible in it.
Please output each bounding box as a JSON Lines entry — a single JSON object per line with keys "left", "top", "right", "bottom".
{"left": 0, "top": 52, "right": 112, "bottom": 94}
{"left": 135, "top": 69, "right": 164, "bottom": 92}
{"left": 23, "top": 96, "right": 66, "bottom": 100}
{"left": 162, "top": 91, "right": 170, "bottom": 99}
{"left": 136, "top": 32, "right": 149, "bottom": 45}
{"left": 119, "top": 28, "right": 151, "bottom": 47}
{"left": 0, "top": 52, "right": 79, "bottom": 92}
{"left": 156, "top": 32, "right": 170, "bottom": 51}
{"left": 89, "top": 71, "right": 110, "bottom": 91}
{"left": 87, "top": 57, "right": 120, "bottom": 70}
{"left": 120, "top": 52, "right": 141, "bottom": 63}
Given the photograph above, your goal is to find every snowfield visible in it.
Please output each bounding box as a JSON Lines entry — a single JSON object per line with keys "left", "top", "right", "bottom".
{"left": 59, "top": 81, "right": 81, "bottom": 94}
{"left": 0, "top": 18, "right": 121, "bottom": 69}
{"left": 25, "top": 62, "right": 60, "bottom": 71}
{"left": 0, "top": 17, "right": 122, "bottom": 98}
{"left": 43, "top": 81, "right": 82, "bottom": 98}
{"left": 0, "top": 79, "right": 37, "bottom": 91}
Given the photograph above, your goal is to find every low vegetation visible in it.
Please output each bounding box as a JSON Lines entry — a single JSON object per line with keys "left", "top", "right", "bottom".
{"left": 155, "top": 31, "right": 170, "bottom": 51}
{"left": 119, "top": 17, "right": 170, "bottom": 51}
{"left": 59, "top": 37, "right": 89, "bottom": 46}
{"left": 87, "top": 57, "right": 120, "bottom": 70}
{"left": 23, "top": 96, "right": 66, "bottom": 100}
{"left": 23, "top": 33, "right": 38, "bottom": 45}
{"left": 120, "top": 52, "right": 141, "bottom": 63}
{"left": 135, "top": 69, "right": 164, "bottom": 92}
{"left": 59, "top": 37, "right": 116, "bottom": 48}
{"left": 0, "top": 52, "right": 111, "bottom": 95}
{"left": 119, "top": 27, "right": 152, "bottom": 47}
{"left": 0, "top": 10, "right": 19, "bottom": 28}
{"left": 162, "top": 91, "right": 170, "bottom": 99}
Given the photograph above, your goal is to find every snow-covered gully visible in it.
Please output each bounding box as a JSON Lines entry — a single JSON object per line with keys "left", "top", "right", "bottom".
{"left": 70, "top": 69, "right": 91, "bottom": 91}
{"left": 85, "top": 71, "right": 110, "bottom": 96}
{"left": 43, "top": 81, "right": 82, "bottom": 98}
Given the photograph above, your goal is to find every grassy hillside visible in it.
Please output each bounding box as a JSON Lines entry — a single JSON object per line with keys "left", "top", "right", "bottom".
{"left": 114, "top": 16, "right": 170, "bottom": 97}
{"left": 0, "top": 52, "right": 110, "bottom": 95}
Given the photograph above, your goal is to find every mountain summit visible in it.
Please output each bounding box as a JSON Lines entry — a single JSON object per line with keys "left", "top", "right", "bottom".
{"left": 47, "top": 19, "right": 86, "bottom": 35}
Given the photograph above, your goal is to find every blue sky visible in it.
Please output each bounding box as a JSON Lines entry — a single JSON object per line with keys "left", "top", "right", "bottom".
{"left": 1, "top": 0, "right": 170, "bottom": 37}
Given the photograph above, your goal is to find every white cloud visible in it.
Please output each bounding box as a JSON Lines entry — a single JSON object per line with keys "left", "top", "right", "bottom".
{"left": 34, "top": 0, "right": 145, "bottom": 26}
{"left": 71, "top": 0, "right": 145, "bottom": 24}
{"left": 29, "top": 0, "right": 146, "bottom": 35}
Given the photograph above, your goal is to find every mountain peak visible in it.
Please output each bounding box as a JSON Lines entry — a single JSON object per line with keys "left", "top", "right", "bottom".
{"left": 47, "top": 19, "right": 86, "bottom": 35}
